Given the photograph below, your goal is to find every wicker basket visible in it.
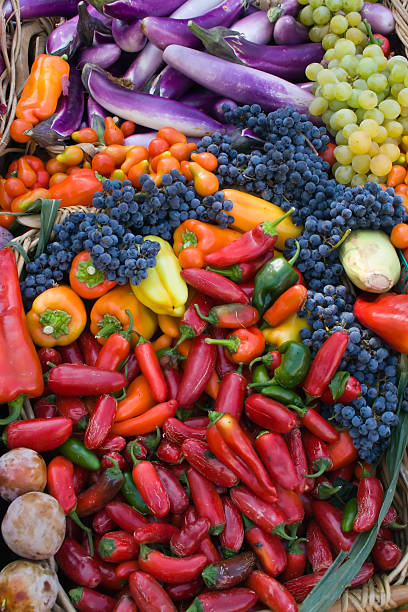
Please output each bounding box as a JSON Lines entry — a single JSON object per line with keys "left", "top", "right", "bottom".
{"left": 384, "top": 0, "right": 408, "bottom": 54}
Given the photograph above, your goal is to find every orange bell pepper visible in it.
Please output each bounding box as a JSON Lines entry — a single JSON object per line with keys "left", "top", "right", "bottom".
{"left": 69, "top": 251, "right": 117, "bottom": 299}
{"left": 15, "top": 54, "right": 70, "bottom": 128}
{"left": 157, "top": 314, "right": 180, "bottom": 338}
{"left": 115, "top": 374, "right": 155, "bottom": 422}
{"left": 48, "top": 168, "right": 102, "bottom": 208}
{"left": 26, "top": 286, "right": 87, "bottom": 348}
{"left": 173, "top": 219, "right": 241, "bottom": 269}
{"left": 90, "top": 284, "right": 157, "bottom": 348}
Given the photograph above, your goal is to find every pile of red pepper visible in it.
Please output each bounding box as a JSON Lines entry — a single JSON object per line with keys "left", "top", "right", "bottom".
{"left": 0, "top": 219, "right": 404, "bottom": 612}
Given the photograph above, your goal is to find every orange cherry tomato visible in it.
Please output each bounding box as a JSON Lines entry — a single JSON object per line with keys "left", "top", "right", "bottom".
{"left": 148, "top": 138, "right": 169, "bottom": 158}
{"left": 71, "top": 128, "right": 98, "bottom": 143}
{"left": 156, "top": 156, "right": 180, "bottom": 176}
{"left": 121, "top": 121, "right": 136, "bottom": 137}
{"left": 9, "top": 118, "right": 32, "bottom": 143}
{"left": 156, "top": 127, "right": 187, "bottom": 145}
{"left": 104, "top": 117, "right": 124, "bottom": 146}
{"left": 189, "top": 162, "right": 219, "bottom": 196}
{"left": 66, "top": 166, "right": 82, "bottom": 175}
{"left": 4, "top": 177, "right": 27, "bottom": 199}
{"left": 395, "top": 184, "right": 408, "bottom": 196}
{"left": 180, "top": 160, "right": 193, "bottom": 181}
{"left": 92, "top": 152, "right": 116, "bottom": 177}
{"left": 0, "top": 211, "right": 15, "bottom": 229}
{"left": 49, "top": 172, "right": 68, "bottom": 187}
{"left": 46, "top": 158, "right": 67, "bottom": 175}
{"left": 169, "top": 142, "right": 197, "bottom": 161}
{"left": 111, "top": 169, "right": 126, "bottom": 181}
{"left": 319, "top": 142, "right": 336, "bottom": 167}
{"left": 121, "top": 146, "right": 149, "bottom": 174}
{"left": 387, "top": 165, "right": 407, "bottom": 187}
{"left": 17, "top": 157, "right": 37, "bottom": 188}
{"left": 391, "top": 223, "right": 408, "bottom": 249}
{"left": 104, "top": 145, "right": 133, "bottom": 167}
{"left": 128, "top": 160, "right": 150, "bottom": 188}
{"left": 178, "top": 247, "right": 204, "bottom": 269}
{"left": 190, "top": 151, "right": 218, "bottom": 171}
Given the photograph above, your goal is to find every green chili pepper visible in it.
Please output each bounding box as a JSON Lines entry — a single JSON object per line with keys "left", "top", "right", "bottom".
{"left": 252, "top": 241, "right": 300, "bottom": 315}
{"left": 58, "top": 437, "right": 101, "bottom": 471}
{"left": 258, "top": 384, "right": 305, "bottom": 406}
{"left": 272, "top": 341, "right": 311, "bottom": 389}
{"left": 341, "top": 497, "right": 358, "bottom": 533}
{"left": 121, "top": 472, "right": 151, "bottom": 515}
{"left": 251, "top": 364, "right": 270, "bottom": 386}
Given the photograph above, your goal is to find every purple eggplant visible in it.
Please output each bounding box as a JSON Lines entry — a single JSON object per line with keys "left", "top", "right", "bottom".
{"left": 299, "top": 82, "right": 314, "bottom": 93}
{"left": 163, "top": 45, "right": 318, "bottom": 120}
{"left": 112, "top": 19, "right": 146, "bottom": 52}
{"left": 27, "top": 67, "right": 84, "bottom": 147}
{"left": 148, "top": 66, "right": 193, "bottom": 99}
{"left": 267, "top": 0, "right": 299, "bottom": 22}
{"left": 82, "top": 63, "right": 222, "bottom": 135}
{"left": 100, "top": 0, "right": 187, "bottom": 19}
{"left": 125, "top": 132, "right": 157, "bottom": 147}
{"left": 231, "top": 10, "right": 275, "bottom": 44}
{"left": 141, "top": 0, "right": 243, "bottom": 50}
{"left": 87, "top": 96, "right": 108, "bottom": 125}
{"left": 361, "top": 3, "right": 395, "bottom": 35}
{"left": 4, "top": 0, "right": 78, "bottom": 19}
{"left": 213, "top": 98, "right": 237, "bottom": 123}
{"left": 273, "top": 15, "right": 309, "bottom": 45}
{"left": 181, "top": 89, "right": 221, "bottom": 114}
{"left": 78, "top": 43, "right": 121, "bottom": 69}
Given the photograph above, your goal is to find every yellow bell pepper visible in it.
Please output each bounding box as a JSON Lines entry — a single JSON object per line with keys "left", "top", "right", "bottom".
{"left": 131, "top": 236, "right": 188, "bottom": 316}
{"left": 262, "top": 313, "right": 310, "bottom": 347}
{"left": 222, "top": 189, "right": 302, "bottom": 251}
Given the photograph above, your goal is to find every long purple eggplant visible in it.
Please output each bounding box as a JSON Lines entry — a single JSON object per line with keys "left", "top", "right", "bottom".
{"left": 361, "top": 3, "right": 395, "bottom": 35}
{"left": 112, "top": 19, "right": 146, "bottom": 52}
{"left": 163, "top": 45, "right": 319, "bottom": 120}
{"left": 148, "top": 65, "right": 193, "bottom": 99}
{"left": 231, "top": 10, "right": 275, "bottom": 44}
{"left": 181, "top": 89, "right": 221, "bottom": 114}
{"left": 82, "top": 64, "right": 222, "bottom": 135}
{"left": 100, "top": 0, "right": 186, "bottom": 19}
{"left": 4, "top": 0, "right": 78, "bottom": 19}
{"left": 124, "top": 0, "right": 227, "bottom": 88}
{"left": 78, "top": 43, "right": 121, "bottom": 69}
{"left": 87, "top": 96, "right": 108, "bottom": 125}
{"left": 27, "top": 67, "right": 84, "bottom": 147}
{"left": 273, "top": 15, "right": 309, "bottom": 45}
{"left": 188, "top": 22, "right": 323, "bottom": 82}
{"left": 46, "top": 3, "right": 111, "bottom": 55}
{"left": 141, "top": 0, "right": 243, "bottom": 50}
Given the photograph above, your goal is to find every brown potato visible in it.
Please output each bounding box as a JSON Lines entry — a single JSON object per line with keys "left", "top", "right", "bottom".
{"left": 0, "top": 448, "right": 47, "bottom": 501}
{"left": 1, "top": 492, "right": 66, "bottom": 560}
{"left": 0, "top": 560, "right": 59, "bottom": 612}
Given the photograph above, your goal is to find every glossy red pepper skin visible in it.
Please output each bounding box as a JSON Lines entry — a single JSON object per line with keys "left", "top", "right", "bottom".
{"left": 33, "top": 397, "right": 57, "bottom": 418}
{"left": 113, "top": 595, "right": 138, "bottom": 612}
{"left": 37, "top": 346, "right": 62, "bottom": 371}
{"left": 197, "top": 303, "right": 259, "bottom": 328}
{"left": 372, "top": 539, "right": 402, "bottom": 570}
{"left": 138, "top": 545, "right": 208, "bottom": 584}
{"left": 283, "top": 571, "right": 325, "bottom": 603}
{"left": 76, "top": 461, "right": 124, "bottom": 518}
{"left": 181, "top": 439, "right": 238, "bottom": 488}
{"left": 177, "top": 293, "right": 213, "bottom": 344}
{"left": 134, "top": 523, "right": 179, "bottom": 544}
{"left": 188, "top": 467, "right": 226, "bottom": 534}
{"left": 181, "top": 268, "right": 250, "bottom": 304}
{"left": 255, "top": 432, "right": 299, "bottom": 492}
{"left": 230, "top": 486, "right": 286, "bottom": 534}
{"left": 211, "top": 326, "right": 235, "bottom": 378}
{"left": 177, "top": 335, "right": 217, "bottom": 407}
{"left": 275, "top": 484, "right": 305, "bottom": 524}
{"left": 99, "top": 560, "right": 126, "bottom": 591}
{"left": 373, "top": 33, "right": 390, "bottom": 56}
{"left": 163, "top": 417, "right": 206, "bottom": 446}
{"left": 121, "top": 352, "right": 140, "bottom": 384}
{"left": 78, "top": 332, "right": 101, "bottom": 367}
{"left": 129, "top": 570, "right": 176, "bottom": 612}
{"left": 190, "top": 588, "right": 258, "bottom": 612}
{"left": 48, "top": 364, "right": 126, "bottom": 396}
{"left": 302, "top": 430, "right": 332, "bottom": 477}
{"left": 154, "top": 462, "right": 189, "bottom": 515}
{"left": 246, "top": 526, "right": 287, "bottom": 577}
{"left": 185, "top": 416, "right": 209, "bottom": 427}
{"left": 238, "top": 280, "right": 255, "bottom": 300}
{"left": 156, "top": 439, "right": 183, "bottom": 463}
{"left": 135, "top": 338, "right": 168, "bottom": 402}
{"left": 306, "top": 520, "right": 333, "bottom": 573}
{"left": 207, "top": 251, "right": 273, "bottom": 283}
{"left": 166, "top": 578, "right": 202, "bottom": 602}
{"left": 106, "top": 501, "right": 148, "bottom": 532}
{"left": 248, "top": 570, "right": 297, "bottom": 612}
{"left": 303, "top": 331, "right": 349, "bottom": 399}
{"left": 4, "top": 417, "right": 72, "bottom": 452}
{"left": 98, "top": 434, "right": 126, "bottom": 454}
{"left": 69, "top": 587, "right": 115, "bottom": 612}
{"left": 132, "top": 461, "right": 170, "bottom": 518}
{"left": 312, "top": 501, "right": 357, "bottom": 552}
{"left": 281, "top": 542, "right": 307, "bottom": 582}
{"left": 220, "top": 496, "right": 244, "bottom": 556}
{"left": 171, "top": 517, "right": 210, "bottom": 556}
{"left": 92, "top": 509, "right": 117, "bottom": 535}
{"left": 115, "top": 561, "right": 139, "bottom": 581}
{"left": 55, "top": 538, "right": 102, "bottom": 588}
{"left": 56, "top": 396, "right": 88, "bottom": 424}
{"left": 98, "top": 530, "right": 139, "bottom": 563}
{"left": 321, "top": 375, "right": 361, "bottom": 405}
{"left": 84, "top": 394, "right": 117, "bottom": 450}
{"left": 96, "top": 334, "right": 130, "bottom": 372}
{"left": 353, "top": 477, "right": 384, "bottom": 533}
{"left": 162, "top": 364, "right": 181, "bottom": 400}
{"left": 73, "top": 465, "right": 89, "bottom": 495}
{"left": 200, "top": 536, "right": 221, "bottom": 563}
{"left": 245, "top": 394, "right": 298, "bottom": 434}
{"left": 329, "top": 463, "right": 355, "bottom": 483}
{"left": 286, "top": 428, "right": 314, "bottom": 494}
{"left": 300, "top": 407, "right": 339, "bottom": 444}
{"left": 59, "top": 341, "right": 84, "bottom": 364}
{"left": 214, "top": 368, "right": 247, "bottom": 420}
{"left": 382, "top": 504, "right": 400, "bottom": 528}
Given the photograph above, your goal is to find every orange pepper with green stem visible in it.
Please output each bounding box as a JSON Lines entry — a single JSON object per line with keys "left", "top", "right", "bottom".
{"left": 264, "top": 285, "right": 308, "bottom": 328}
{"left": 205, "top": 327, "right": 265, "bottom": 365}
{"left": 69, "top": 251, "right": 117, "bottom": 299}
{"left": 26, "top": 286, "right": 87, "bottom": 347}
{"left": 173, "top": 219, "right": 241, "bottom": 269}
{"left": 48, "top": 169, "right": 102, "bottom": 208}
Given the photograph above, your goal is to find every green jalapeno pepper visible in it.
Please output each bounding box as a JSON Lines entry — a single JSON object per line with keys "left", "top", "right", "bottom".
{"left": 58, "top": 437, "right": 101, "bottom": 471}
{"left": 273, "top": 341, "right": 311, "bottom": 389}
{"left": 341, "top": 497, "right": 358, "bottom": 533}
{"left": 258, "top": 384, "right": 305, "bottom": 406}
{"left": 251, "top": 364, "right": 270, "bottom": 386}
{"left": 121, "top": 471, "right": 151, "bottom": 515}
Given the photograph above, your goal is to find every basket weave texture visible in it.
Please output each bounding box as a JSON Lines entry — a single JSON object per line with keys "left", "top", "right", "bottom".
{"left": 384, "top": 0, "right": 408, "bottom": 54}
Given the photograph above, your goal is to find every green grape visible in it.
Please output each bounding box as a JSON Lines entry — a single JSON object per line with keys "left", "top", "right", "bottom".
{"left": 346, "top": 11, "right": 361, "bottom": 25}
{"left": 387, "top": 55, "right": 408, "bottom": 70}
{"left": 310, "top": 25, "right": 330, "bottom": 41}
{"left": 310, "top": 0, "right": 324, "bottom": 8}
{"left": 334, "top": 145, "right": 353, "bottom": 164}
{"left": 363, "top": 44, "right": 385, "bottom": 58}
{"left": 312, "top": 6, "right": 331, "bottom": 24}
{"left": 335, "top": 165, "right": 354, "bottom": 184}
{"left": 373, "top": 126, "right": 388, "bottom": 143}
{"left": 334, "top": 40, "right": 356, "bottom": 60}
{"left": 384, "top": 137, "right": 400, "bottom": 146}
{"left": 332, "top": 162, "right": 340, "bottom": 173}
{"left": 313, "top": 84, "right": 321, "bottom": 95}
{"left": 364, "top": 108, "right": 384, "bottom": 124}
{"left": 400, "top": 106, "right": 408, "bottom": 117}
{"left": 404, "top": 74, "right": 408, "bottom": 87}
{"left": 373, "top": 55, "right": 388, "bottom": 71}
{"left": 379, "top": 143, "right": 401, "bottom": 161}
{"left": 368, "top": 141, "right": 380, "bottom": 156}
{"left": 309, "top": 97, "right": 329, "bottom": 115}
{"left": 322, "top": 33, "right": 339, "bottom": 50}
{"left": 385, "top": 120, "right": 403, "bottom": 138}
{"left": 390, "top": 65, "right": 408, "bottom": 84}
{"left": 351, "top": 154, "right": 371, "bottom": 173}
{"left": 333, "top": 67, "right": 348, "bottom": 81}
{"left": 331, "top": 108, "right": 358, "bottom": 129}
{"left": 354, "top": 79, "right": 367, "bottom": 90}
{"left": 346, "top": 27, "right": 365, "bottom": 45}
{"left": 376, "top": 91, "right": 387, "bottom": 104}
{"left": 343, "top": 123, "right": 359, "bottom": 138}
{"left": 322, "top": 110, "right": 333, "bottom": 124}
{"left": 379, "top": 99, "right": 402, "bottom": 120}
{"left": 357, "top": 58, "right": 377, "bottom": 79}
{"left": 360, "top": 118, "right": 379, "bottom": 137}
{"left": 335, "top": 81, "right": 353, "bottom": 101}
{"left": 343, "top": 0, "right": 363, "bottom": 11}
{"left": 370, "top": 154, "right": 392, "bottom": 176}
{"left": 330, "top": 15, "right": 348, "bottom": 34}
{"left": 335, "top": 131, "right": 348, "bottom": 145}
{"left": 305, "top": 63, "right": 324, "bottom": 81}
{"left": 351, "top": 173, "right": 367, "bottom": 186}
{"left": 297, "top": 0, "right": 309, "bottom": 5}
{"left": 321, "top": 83, "right": 337, "bottom": 100}
{"left": 299, "top": 6, "right": 314, "bottom": 26}
{"left": 398, "top": 88, "right": 408, "bottom": 107}
{"left": 366, "top": 173, "right": 381, "bottom": 183}
{"left": 339, "top": 54, "right": 359, "bottom": 76}
{"left": 357, "top": 22, "right": 367, "bottom": 33}
{"left": 348, "top": 130, "right": 372, "bottom": 154}
{"left": 317, "top": 68, "right": 338, "bottom": 85}
{"left": 348, "top": 89, "right": 362, "bottom": 108}
{"left": 401, "top": 118, "right": 408, "bottom": 133}
{"left": 326, "top": 0, "right": 343, "bottom": 8}
{"left": 355, "top": 108, "right": 366, "bottom": 123}
{"left": 328, "top": 59, "right": 340, "bottom": 68}
{"left": 329, "top": 99, "right": 347, "bottom": 112}
{"left": 391, "top": 83, "right": 404, "bottom": 98}
{"left": 366, "top": 73, "right": 388, "bottom": 93}
{"left": 358, "top": 90, "right": 378, "bottom": 110}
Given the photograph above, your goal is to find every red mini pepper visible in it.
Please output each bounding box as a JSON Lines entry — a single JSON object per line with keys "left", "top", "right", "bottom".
{"left": 306, "top": 520, "right": 333, "bottom": 573}
{"left": 212, "top": 327, "right": 235, "bottom": 378}
{"left": 181, "top": 268, "right": 250, "bottom": 304}
{"left": 302, "top": 430, "right": 333, "bottom": 478}
{"left": 78, "top": 331, "right": 102, "bottom": 366}
{"left": 281, "top": 540, "right": 307, "bottom": 582}
{"left": 283, "top": 571, "right": 325, "bottom": 603}
{"left": 229, "top": 486, "right": 286, "bottom": 535}
{"left": 154, "top": 462, "right": 190, "bottom": 515}
{"left": 135, "top": 336, "right": 168, "bottom": 402}
{"left": 98, "top": 530, "right": 139, "bottom": 563}
{"left": 177, "top": 334, "right": 217, "bottom": 407}
{"left": 286, "top": 428, "right": 314, "bottom": 494}
{"left": 55, "top": 538, "right": 101, "bottom": 588}
{"left": 115, "top": 561, "right": 139, "bottom": 580}
{"left": 188, "top": 467, "right": 226, "bottom": 535}
{"left": 171, "top": 517, "right": 210, "bottom": 556}
{"left": 195, "top": 303, "right": 259, "bottom": 328}
{"left": 206, "top": 251, "right": 273, "bottom": 283}
{"left": 57, "top": 396, "right": 88, "bottom": 424}
{"left": 134, "top": 523, "right": 179, "bottom": 544}
{"left": 101, "top": 451, "right": 127, "bottom": 471}
{"left": 95, "top": 313, "right": 133, "bottom": 372}
{"left": 138, "top": 545, "right": 208, "bottom": 584}
{"left": 245, "top": 523, "right": 287, "bottom": 577}
{"left": 48, "top": 363, "right": 126, "bottom": 396}
{"left": 181, "top": 439, "right": 239, "bottom": 488}
{"left": 37, "top": 346, "right": 62, "bottom": 371}
{"left": 255, "top": 431, "right": 299, "bottom": 491}
{"left": 293, "top": 405, "right": 340, "bottom": 444}
{"left": 3, "top": 417, "right": 72, "bottom": 452}
{"left": 327, "top": 430, "right": 358, "bottom": 471}
{"left": 92, "top": 509, "right": 117, "bottom": 535}
{"left": 69, "top": 587, "right": 115, "bottom": 612}
{"left": 275, "top": 484, "right": 305, "bottom": 525}
{"left": 321, "top": 374, "right": 361, "bottom": 405}
{"left": 129, "top": 570, "right": 176, "bottom": 612}
{"left": 312, "top": 501, "right": 357, "bottom": 552}
{"left": 176, "top": 293, "right": 213, "bottom": 346}
{"left": 245, "top": 393, "right": 298, "bottom": 434}
{"left": 220, "top": 496, "right": 244, "bottom": 557}
{"left": 76, "top": 457, "right": 124, "bottom": 518}
{"left": 214, "top": 365, "right": 247, "bottom": 420}
{"left": 105, "top": 501, "right": 148, "bottom": 532}
{"left": 163, "top": 417, "right": 207, "bottom": 446}
{"left": 303, "top": 331, "right": 349, "bottom": 399}
{"left": 58, "top": 340, "right": 84, "bottom": 364}
{"left": 206, "top": 326, "right": 265, "bottom": 365}
{"left": 353, "top": 476, "right": 384, "bottom": 533}
{"left": 248, "top": 570, "right": 297, "bottom": 612}
{"left": 156, "top": 439, "right": 183, "bottom": 464}
{"left": 201, "top": 552, "right": 256, "bottom": 590}
{"left": 187, "top": 588, "right": 258, "bottom": 612}
{"left": 113, "top": 595, "right": 138, "bottom": 612}
{"left": 98, "top": 434, "right": 126, "bottom": 454}
{"left": 372, "top": 538, "right": 402, "bottom": 570}
{"left": 84, "top": 394, "right": 117, "bottom": 450}
{"left": 129, "top": 442, "right": 170, "bottom": 518}
{"left": 33, "top": 397, "right": 57, "bottom": 419}
{"left": 166, "top": 579, "right": 202, "bottom": 603}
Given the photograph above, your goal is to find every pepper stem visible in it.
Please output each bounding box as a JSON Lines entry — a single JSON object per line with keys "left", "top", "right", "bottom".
{"left": 261, "top": 207, "right": 295, "bottom": 237}
{"left": 39, "top": 308, "right": 72, "bottom": 339}
{"left": 96, "top": 314, "right": 122, "bottom": 339}
{"left": 128, "top": 441, "right": 143, "bottom": 466}
{"left": 287, "top": 403, "right": 307, "bottom": 418}
{"left": 208, "top": 410, "right": 224, "bottom": 426}
{"left": 121, "top": 309, "right": 134, "bottom": 341}
{"left": 205, "top": 335, "right": 241, "bottom": 355}
{"left": 174, "top": 324, "right": 196, "bottom": 349}
{"left": 194, "top": 304, "right": 216, "bottom": 325}
{"left": 0, "top": 395, "right": 24, "bottom": 425}
{"left": 363, "top": 18, "right": 382, "bottom": 46}
{"left": 303, "top": 457, "right": 332, "bottom": 478}
{"left": 69, "top": 509, "right": 94, "bottom": 556}
{"left": 272, "top": 523, "right": 296, "bottom": 541}
{"left": 288, "top": 240, "right": 301, "bottom": 266}
{"left": 206, "top": 264, "right": 242, "bottom": 282}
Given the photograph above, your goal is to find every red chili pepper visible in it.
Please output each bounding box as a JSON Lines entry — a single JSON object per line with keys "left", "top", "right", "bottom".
{"left": 255, "top": 431, "right": 299, "bottom": 492}
{"left": 220, "top": 496, "right": 244, "bottom": 557}
{"left": 138, "top": 545, "right": 207, "bottom": 584}
{"left": 250, "top": 350, "right": 282, "bottom": 372}
{"left": 281, "top": 540, "right": 307, "bottom": 582}
{"left": 303, "top": 331, "right": 349, "bottom": 399}
{"left": 188, "top": 588, "right": 258, "bottom": 612}
{"left": 229, "top": 486, "right": 286, "bottom": 535}
{"left": 306, "top": 520, "right": 333, "bottom": 573}
{"left": 347, "top": 561, "right": 375, "bottom": 586}
{"left": 248, "top": 570, "right": 297, "bottom": 612}
{"left": 206, "top": 326, "right": 265, "bottom": 365}
{"left": 200, "top": 536, "right": 221, "bottom": 564}
{"left": 128, "top": 442, "right": 170, "bottom": 518}
{"left": 329, "top": 463, "right": 355, "bottom": 483}
{"left": 76, "top": 457, "right": 124, "bottom": 518}
{"left": 353, "top": 476, "right": 384, "bottom": 533}
{"left": 98, "top": 530, "right": 139, "bottom": 563}
{"left": 312, "top": 501, "right": 357, "bottom": 552}
{"left": 166, "top": 578, "right": 202, "bottom": 602}
{"left": 195, "top": 303, "right": 259, "bottom": 329}
{"left": 245, "top": 393, "right": 298, "bottom": 434}
{"left": 372, "top": 539, "right": 402, "bottom": 570}
{"left": 129, "top": 570, "right": 177, "bottom": 612}
{"left": 69, "top": 587, "right": 115, "bottom": 612}
{"left": 171, "top": 517, "right": 210, "bottom": 556}
{"left": 381, "top": 505, "right": 405, "bottom": 529}
{"left": 246, "top": 524, "right": 287, "bottom": 577}
{"left": 101, "top": 452, "right": 127, "bottom": 472}
{"left": 73, "top": 465, "right": 89, "bottom": 495}
{"left": 135, "top": 336, "right": 168, "bottom": 402}
{"left": 113, "top": 594, "right": 138, "bottom": 612}
{"left": 177, "top": 335, "right": 217, "bottom": 407}
{"left": 134, "top": 522, "right": 179, "bottom": 544}
{"left": 204, "top": 209, "right": 294, "bottom": 267}
{"left": 176, "top": 294, "right": 213, "bottom": 346}
{"left": 3, "top": 417, "right": 72, "bottom": 452}
{"left": 59, "top": 341, "right": 84, "bottom": 364}
{"left": 56, "top": 395, "right": 88, "bottom": 424}
{"left": 98, "top": 434, "right": 127, "bottom": 454}
{"left": 121, "top": 351, "right": 141, "bottom": 384}
{"left": 163, "top": 417, "right": 207, "bottom": 446}
{"left": 181, "top": 439, "right": 238, "bottom": 488}
{"left": 33, "top": 397, "right": 57, "bottom": 418}
{"left": 283, "top": 571, "right": 325, "bottom": 603}
{"left": 321, "top": 375, "right": 361, "bottom": 405}
{"left": 55, "top": 538, "right": 101, "bottom": 588}
{"left": 214, "top": 366, "right": 247, "bottom": 420}
{"left": 291, "top": 405, "right": 340, "bottom": 444}
{"left": 98, "top": 560, "right": 126, "bottom": 591}
{"left": 154, "top": 462, "right": 190, "bottom": 515}
{"left": 37, "top": 346, "right": 62, "bottom": 371}
{"left": 275, "top": 484, "right": 305, "bottom": 525}
{"left": 211, "top": 327, "right": 235, "bottom": 379}
{"left": 181, "top": 268, "right": 250, "bottom": 304}
{"left": 156, "top": 439, "right": 183, "bottom": 464}
{"left": 84, "top": 394, "right": 117, "bottom": 450}
{"left": 201, "top": 552, "right": 256, "bottom": 590}
{"left": 124, "top": 438, "right": 148, "bottom": 463}
{"left": 206, "top": 251, "right": 273, "bottom": 283}
{"left": 161, "top": 362, "right": 181, "bottom": 400}
{"left": 96, "top": 334, "right": 130, "bottom": 372}
{"left": 372, "top": 33, "right": 390, "bottom": 55}
{"left": 302, "top": 430, "right": 333, "bottom": 478}
{"left": 48, "top": 364, "right": 126, "bottom": 396}
{"left": 78, "top": 331, "right": 102, "bottom": 366}
{"left": 115, "top": 560, "right": 139, "bottom": 580}
{"left": 92, "top": 509, "right": 117, "bottom": 535}
{"left": 187, "top": 467, "right": 225, "bottom": 535}
{"left": 285, "top": 428, "right": 314, "bottom": 494}
{"left": 105, "top": 501, "right": 148, "bottom": 532}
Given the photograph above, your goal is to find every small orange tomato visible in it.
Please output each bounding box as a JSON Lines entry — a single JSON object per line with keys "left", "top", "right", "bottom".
{"left": 156, "top": 127, "right": 187, "bottom": 145}
{"left": 104, "top": 117, "right": 124, "bottom": 146}
{"left": 9, "top": 118, "right": 32, "bottom": 143}
{"left": 191, "top": 151, "right": 218, "bottom": 171}
{"left": 121, "top": 146, "right": 149, "bottom": 174}
{"left": 319, "top": 142, "right": 336, "bottom": 167}
{"left": 391, "top": 223, "right": 408, "bottom": 249}
{"left": 71, "top": 127, "right": 98, "bottom": 143}
{"left": 178, "top": 247, "right": 204, "bottom": 269}
{"left": 104, "top": 144, "right": 132, "bottom": 167}
{"left": 150, "top": 150, "right": 172, "bottom": 173}
{"left": 121, "top": 121, "right": 136, "bottom": 137}
{"left": 148, "top": 138, "right": 169, "bottom": 158}
{"left": 46, "top": 158, "right": 67, "bottom": 175}
{"left": 169, "top": 142, "right": 197, "bottom": 161}
{"left": 92, "top": 152, "right": 116, "bottom": 177}
{"left": 0, "top": 211, "right": 15, "bottom": 229}
{"left": 49, "top": 173, "right": 68, "bottom": 187}
{"left": 128, "top": 160, "right": 150, "bottom": 188}
{"left": 156, "top": 156, "right": 180, "bottom": 176}
{"left": 4, "top": 178, "right": 27, "bottom": 199}
{"left": 180, "top": 160, "right": 193, "bottom": 181}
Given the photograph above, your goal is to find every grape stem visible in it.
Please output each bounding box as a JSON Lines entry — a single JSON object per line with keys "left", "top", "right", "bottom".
{"left": 301, "top": 133, "right": 319, "bottom": 156}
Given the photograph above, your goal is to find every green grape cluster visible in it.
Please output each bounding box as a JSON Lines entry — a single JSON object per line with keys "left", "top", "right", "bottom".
{"left": 298, "top": 0, "right": 369, "bottom": 44}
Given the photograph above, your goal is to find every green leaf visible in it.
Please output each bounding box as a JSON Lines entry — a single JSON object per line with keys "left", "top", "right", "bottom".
{"left": 201, "top": 564, "right": 218, "bottom": 587}
{"left": 35, "top": 199, "right": 61, "bottom": 258}
{"left": 91, "top": 113, "right": 105, "bottom": 143}
{"left": 300, "top": 353, "right": 408, "bottom": 612}
{"left": 69, "top": 588, "right": 83, "bottom": 605}
{"left": 209, "top": 522, "right": 225, "bottom": 536}
{"left": 329, "top": 371, "right": 350, "bottom": 402}
{"left": 179, "top": 229, "right": 198, "bottom": 253}
{"left": 75, "top": 256, "right": 106, "bottom": 288}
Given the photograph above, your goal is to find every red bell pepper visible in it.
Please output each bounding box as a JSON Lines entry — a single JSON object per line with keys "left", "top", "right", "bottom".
{"left": 177, "top": 335, "right": 217, "bottom": 407}
{"left": 175, "top": 293, "right": 213, "bottom": 346}
{"left": 181, "top": 439, "right": 238, "bottom": 488}
{"left": 245, "top": 393, "right": 298, "bottom": 434}
{"left": 56, "top": 396, "right": 88, "bottom": 424}
{"left": 214, "top": 366, "right": 247, "bottom": 420}
{"left": 255, "top": 431, "right": 299, "bottom": 491}
{"left": 129, "top": 570, "right": 177, "bottom": 612}
{"left": 281, "top": 540, "right": 307, "bottom": 582}
{"left": 303, "top": 331, "right": 349, "bottom": 399}
{"left": 171, "top": 517, "right": 210, "bottom": 556}
{"left": 306, "top": 520, "right": 333, "bottom": 573}
{"left": 55, "top": 538, "right": 101, "bottom": 588}
{"left": 163, "top": 417, "right": 207, "bottom": 446}
{"left": 92, "top": 509, "right": 117, "bottom": 535}
{"left": 206, "top": 251, "right": 273, "bottom": 282}
{"left": 134, "top": 523, "right": 179, "bottom": 544}
{"left": 138, "top": 545, "right": 208, "bottom": 584}
{"left": 166, "top": 578, "right": 202, "bottom": 602}
{"left": 84, "top": 394, "right": 117, "bottom": 450}
{"left": 302, "top": 430, "right": 333, "bottom": 478}
{"left": 48, "top": 363, "right": 126, "bottom": 396}
{"left": 195, "top": 303, "right": 259, "bottom": 328}
{"left": 76, "top": 457, "right": 124, "bottom": 517}
{"left": 69, "top": 587, "right": 115, "bottom": 612}
{"left": 98, "top": 530, "right": 139, "bottom": 563}
{"left": 129, "top": 442, "right": 170, "bottom": 518}
{"left": 220, "top": 496, "right": 244, "bottom": 557}
{"left": 186, "top": 588, "right": 258, "bottom": 612}
{"left": 78, "top": 331, "right": 101, "bottom": 366}
{"left": 245, "top": 524, "right": 287, "bottom": 577}
{"left": 154, "top": 462, "right": 190, "bottom": 515}
{"left": 206, "top": 326, "right": 265, "bottom": 365}
{"left": 156, "top": 439, "right": 183, "bottom": 463}
{"left": 188, "top": 467, "right": 225, "bottom": 534}
{"left": 3, "top": 417, "right": 72, "bottom": 452}
{"left": 372, "top": 539, "right": 402, "bottom": 570}
{"left": 181, "top": 268, "right": 250, "bottom": 304}
{"left": 312, "top": 501, "right": 357, "bottom": 552}
{"left": 353, "top": 476, "right": 384, "bottom": 533}
{"left": 321, "top": 374, "right": 361, "bottom": 405}
{"left": 113, "top": 595, "right": 138, "bottom": 612}
{"left": 248, "top": 570, "right": 297, "bottom": 612}
{"left": 105, "top": 501, "right": 148, "bottom": 532}
{"left": 286, "top": 428, "right": 315, "bottom": 494}
{"left": 59, "top": 341, "right": 84, "bottom": 364}
{"left": 229, "top": 486, "right": 287, "bottom": 535}
{"left": 135, "top": 336, "right": 168, "bottom": 402}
